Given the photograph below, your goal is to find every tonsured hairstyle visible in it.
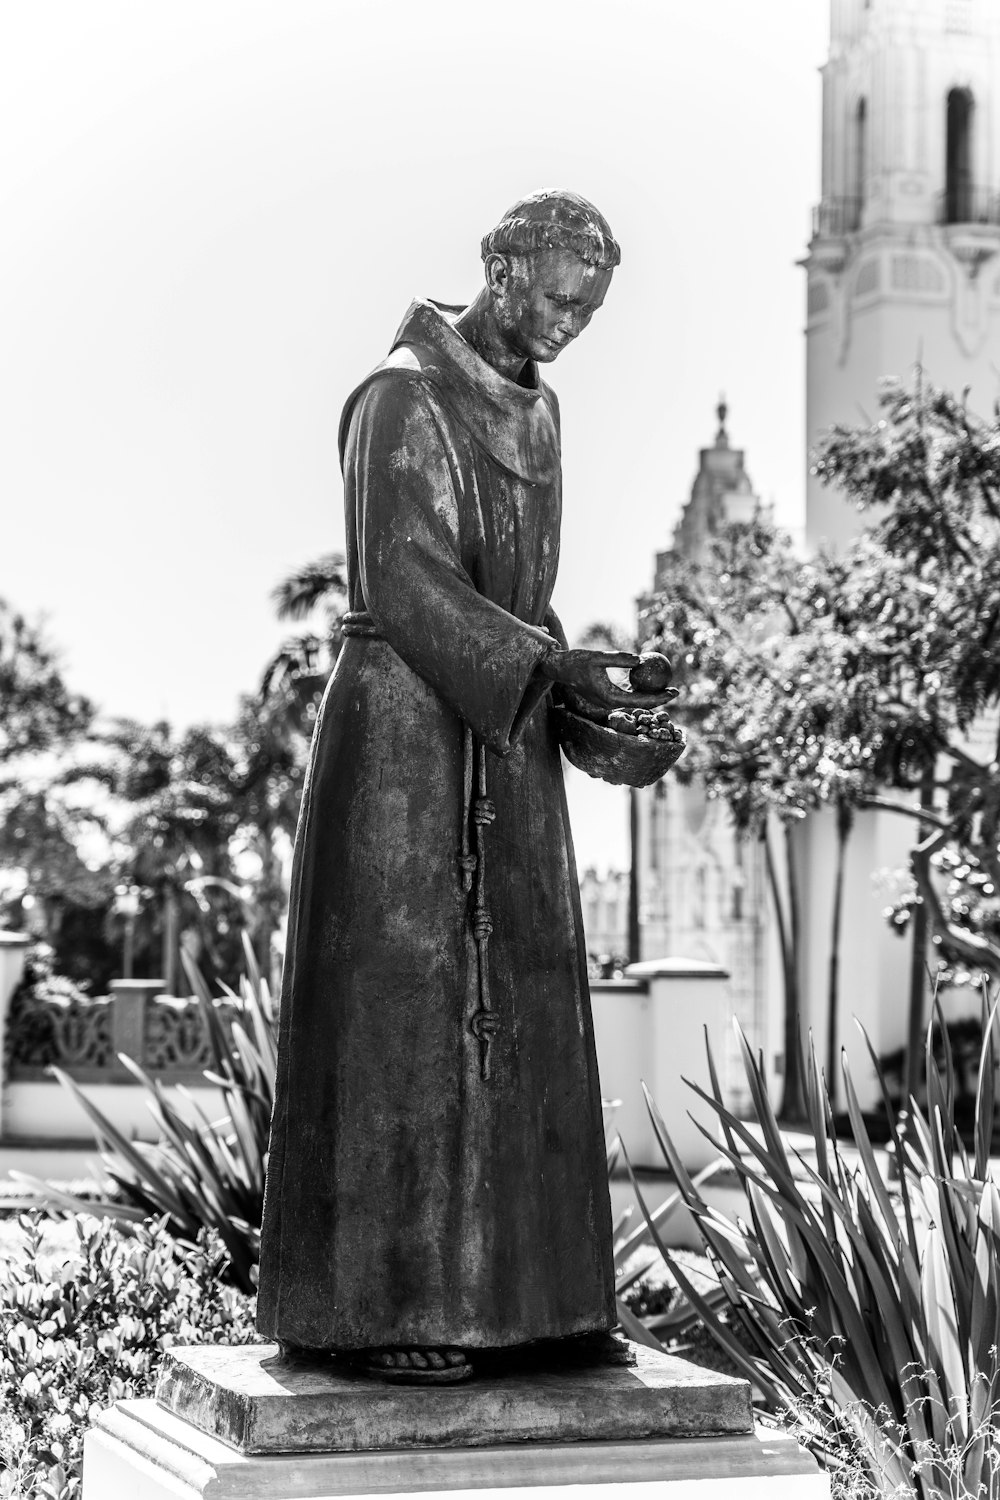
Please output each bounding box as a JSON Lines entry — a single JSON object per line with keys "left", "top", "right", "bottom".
{"left": 481, "top": 189, "right": 621, "bottom": 270}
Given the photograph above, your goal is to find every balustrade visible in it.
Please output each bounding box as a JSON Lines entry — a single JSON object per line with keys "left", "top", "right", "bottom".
{"left": 812, "top": 197, "right": 863, "bottom": 238}
{"left": 6, "top": 979, "right": 243, "bottom": 1084}
{"left": 938, "top": 184, "right": 1000, "bottom": 227}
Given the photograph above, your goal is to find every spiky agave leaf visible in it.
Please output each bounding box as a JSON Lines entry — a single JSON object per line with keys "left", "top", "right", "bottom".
{"left": 27, "top": 944, "right": 277, "bottom": 1293}
{"left": 636, "top": 1010, "right": 1000, "bottom": 1497}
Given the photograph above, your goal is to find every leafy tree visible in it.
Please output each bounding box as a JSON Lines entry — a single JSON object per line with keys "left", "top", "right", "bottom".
{"left": 0, "top": 791, "right": 109, "bottom": 918}
{"left": 575, "top": 620, "right": 633, "bottom": 654}
{"left": 69, "top": 697, "right": 318, "bottom": 995}
{"left": 233, "top": 551, "right": 350, "bottom": 983}
{"left": 642, "top": 376, "right": 1000, "bottom": 1119}
{"left": 0, "top": 788, "right": 118, "bottom": 987}
{"left": 223, "top": 692, "right": 309, "bottom": 986}
{"left": 62, "top": 720, "right": 249, "bottom": 992}
{"left": 0, "top": 600, "right": 92, "bottom": 763}
{"left": 0, "top": 562, "right": 350, "bottom": 992}
{"left": 813, "top": 378, "right": 1000, "bottom": 968}
{"left": 642, "top": 522, "right": 870, "bottom": 1120}
{"left": 814, "top": 376, "right": 1000, "bottom": 1105}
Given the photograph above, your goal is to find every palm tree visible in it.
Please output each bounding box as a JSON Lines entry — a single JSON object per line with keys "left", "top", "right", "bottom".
{"left": 259, "top": 553, "right": 348, "bottom": 711}
{"left": 270, "top": 552, "right": 349, "bottom": 622}
{"left": 61, "top": 719, "right": 245, "bottom": 992}
{"left": 225, "top": 692, "right": 310, "bottom": 989}
{"left": 243, "top": 552, "right": 350, "bottom": 987}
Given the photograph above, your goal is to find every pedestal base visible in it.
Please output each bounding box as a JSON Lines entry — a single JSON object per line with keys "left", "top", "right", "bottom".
{"left": 81, "top": 1342, "right": 830, "bottom": 1499}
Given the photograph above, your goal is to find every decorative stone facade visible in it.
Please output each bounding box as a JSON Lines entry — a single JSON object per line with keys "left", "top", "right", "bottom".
{"left": 634, "top": 407, "right": 775, "bottom": 1111}
{"left": 579, "top": 866, "right": 630, "bottom": 969}
{"left": 806, "top": 0, "right": 1000, "bottom": 551}
{"left": 800, "top": 0, "right": 1000, "bottom": 1105}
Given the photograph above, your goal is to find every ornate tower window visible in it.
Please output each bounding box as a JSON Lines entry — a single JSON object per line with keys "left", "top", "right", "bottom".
{"left": 945, "top": 87, "right": 975, "bottom": 223}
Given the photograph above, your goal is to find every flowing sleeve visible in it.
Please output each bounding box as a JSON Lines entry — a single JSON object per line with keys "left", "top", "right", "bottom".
{"left": 343, "top": 373, "right": 554, "bottom": 755}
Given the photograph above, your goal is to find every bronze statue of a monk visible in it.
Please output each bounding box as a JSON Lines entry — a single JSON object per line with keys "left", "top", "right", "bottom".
{"left": 257, "top": 191, "right": 672, "bottom": 1383}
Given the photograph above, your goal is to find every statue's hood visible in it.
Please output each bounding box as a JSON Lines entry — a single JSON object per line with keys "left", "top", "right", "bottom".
{"left": 339, "top": 299, "right": 561, "bottom": 485}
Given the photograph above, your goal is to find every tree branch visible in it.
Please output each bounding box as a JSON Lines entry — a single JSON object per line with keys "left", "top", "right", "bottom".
{"left": 780, "top": 595, "right": 801, "bottom": 636}
{"left": 911, "top": 838, "right": 1000, "bottom": 979}
{"left": 941, "top": 741, "right": 993, "bottom": 776}
{"left": 913, "top": 791, "right": 985, "bottom": 863}
{"left": 918, "top": 471, "right": 974, "bottom": 565}
{"left": 856, "top": 796, "right": 961, "bottom": 832}
{"left": 978, "top": 478, "right": 1000, "bottom": 526}
{"left": 977, "top": 787, "right": 1000, "bottom": 893}
{"left": 763, "top": 826, "right": 790, "bottom": 982}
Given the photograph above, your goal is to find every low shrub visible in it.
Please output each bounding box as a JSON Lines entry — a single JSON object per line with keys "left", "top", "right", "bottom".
{"left": 635, "top": 986, "right": 1000, "bottom": 1499}
{"left": 0, "top": 1211, "right": 260, "bottom": 1500}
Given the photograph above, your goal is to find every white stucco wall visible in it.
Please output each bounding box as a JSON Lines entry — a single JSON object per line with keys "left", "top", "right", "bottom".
{"left": 4, "top": 1079, "right": 227, "bottom": 1145}
{"left": 591, "top": 960, "right": 731, "bottom": 1171}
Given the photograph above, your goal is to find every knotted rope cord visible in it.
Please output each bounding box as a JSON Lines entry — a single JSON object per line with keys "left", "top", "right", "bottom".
{"left": 460, "top": 725, "right": 498, "bottom": 1079}
{"left": 458, "top": 729, "right": 477, "bottom": 892}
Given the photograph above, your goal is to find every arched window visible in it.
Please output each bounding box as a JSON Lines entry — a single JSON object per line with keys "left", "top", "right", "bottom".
{"left": 851, "top": 98, "right": 867, "bottom": 230}
{"left": 945, "top": 88, "right": 974, "bottom": 223}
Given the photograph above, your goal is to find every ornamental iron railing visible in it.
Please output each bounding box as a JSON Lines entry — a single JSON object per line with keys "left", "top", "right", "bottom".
{"left": 812, "top": 188, "right": 1000, "bottom": 239}
{"left": 937, "top": 184, "right": 1000, "bottom": 227}
{"left": 812, "top": 197, "right": 864, "bottom": 239}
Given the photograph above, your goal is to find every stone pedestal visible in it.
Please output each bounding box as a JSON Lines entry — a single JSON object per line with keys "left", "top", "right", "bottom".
{"left": 82, "top": 1342, "right": 829, "bottom": 1498}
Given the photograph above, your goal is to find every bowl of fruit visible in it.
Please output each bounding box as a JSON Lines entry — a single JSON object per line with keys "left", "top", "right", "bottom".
{"left": 552, "top": 653, "right": 686, "bottom": 788}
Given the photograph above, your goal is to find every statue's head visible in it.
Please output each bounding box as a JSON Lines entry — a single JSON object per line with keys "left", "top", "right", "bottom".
{"left": 480, "top": 190, "right": 620, "bottom": 365}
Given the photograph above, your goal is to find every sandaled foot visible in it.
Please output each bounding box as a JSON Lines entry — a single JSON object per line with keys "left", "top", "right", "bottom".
{"left": 354, "top": 1346, "right": 473, "bottom": 1384}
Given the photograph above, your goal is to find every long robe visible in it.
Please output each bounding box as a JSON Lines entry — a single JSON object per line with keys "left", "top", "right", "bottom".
{"left": 256, "top": 299, "right": 615, "bottom": 1352}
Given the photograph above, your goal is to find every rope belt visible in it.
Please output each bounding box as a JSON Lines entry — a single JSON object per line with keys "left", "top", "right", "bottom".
{"left": 460, "top": 725, "right": 498, "bottom": 1080}
{"left": 341, "top": 610, "right": 382, "bottom": 638}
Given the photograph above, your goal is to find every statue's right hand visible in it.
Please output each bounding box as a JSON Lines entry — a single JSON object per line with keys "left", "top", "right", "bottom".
{"left": 539, "top": 649, "right": 677, "bottom": 713}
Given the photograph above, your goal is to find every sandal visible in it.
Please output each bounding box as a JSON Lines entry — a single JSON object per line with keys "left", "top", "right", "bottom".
{"left": 352, "top": 1346, "right": 473, "bottom": 1384}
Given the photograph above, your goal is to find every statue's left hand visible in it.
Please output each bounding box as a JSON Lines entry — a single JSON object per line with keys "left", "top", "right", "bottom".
{"left": 539, "top": 650, "right": 678, "bottom": 713}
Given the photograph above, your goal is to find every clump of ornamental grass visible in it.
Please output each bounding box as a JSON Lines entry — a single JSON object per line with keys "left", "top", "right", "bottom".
{"left": 13, "top": 937, "right": 276, "bottom": 1294}
{"left": 772, "top": 1383, "right": 1000, "bottom": 1500}
{"left": 0, "top": 1211, "right": 259, "bottom": 1500}
{"left": 629, "top": 982, "right": 1000, "bottom": 1499}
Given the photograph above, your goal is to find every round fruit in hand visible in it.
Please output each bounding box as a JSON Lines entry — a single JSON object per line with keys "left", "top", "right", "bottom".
{"left": 629, "top": 652, "right": 672, "bottom": 693}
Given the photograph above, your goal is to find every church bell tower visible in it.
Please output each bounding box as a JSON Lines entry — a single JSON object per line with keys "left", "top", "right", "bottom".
{"left": 805, "top": 0, "right": 1000, "bottom": 549}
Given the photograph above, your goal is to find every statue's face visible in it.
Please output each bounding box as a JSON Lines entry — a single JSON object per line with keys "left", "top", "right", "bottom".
{"left": 491, "top": 248, "right": 613, "bottom": 365}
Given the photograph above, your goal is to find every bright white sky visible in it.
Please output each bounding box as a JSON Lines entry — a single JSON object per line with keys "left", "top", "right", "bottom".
{"left": 0, "top": 0, "right": 828, "bottom": 870}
